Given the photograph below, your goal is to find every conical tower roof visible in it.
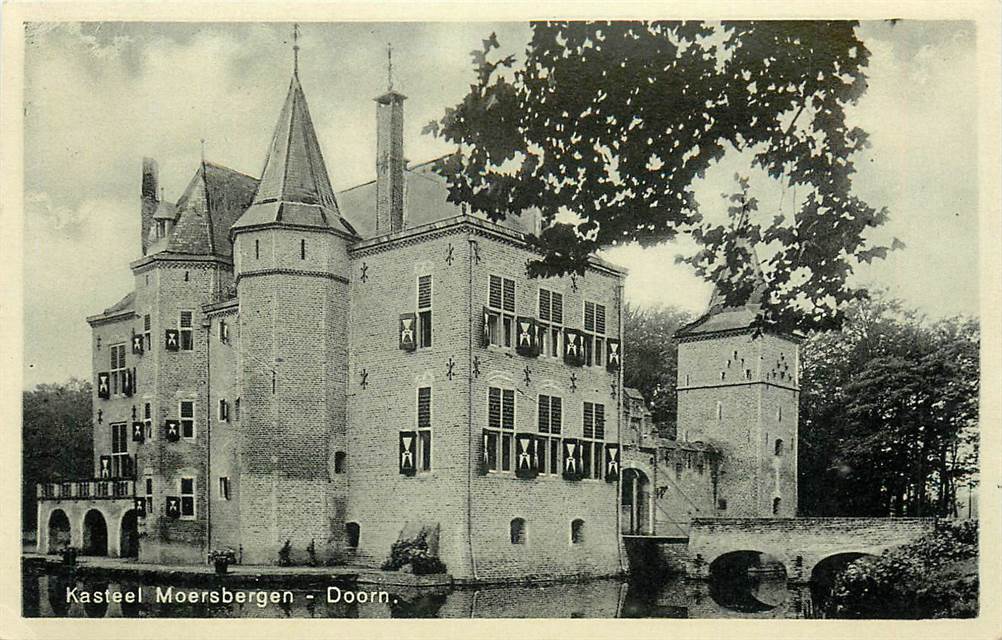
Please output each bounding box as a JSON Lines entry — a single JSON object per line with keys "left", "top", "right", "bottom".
{"left": 233, "top": 71, "right": 356, "bottom": 235}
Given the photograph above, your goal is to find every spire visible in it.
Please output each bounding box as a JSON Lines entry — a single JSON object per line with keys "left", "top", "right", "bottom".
{"left": 387, "top": 43, "right": 393, "bottom": 91}
{"left": 233, "top": 34, "right": 353, "bottom": 234}
{"left": 705, "top": 204, "right": 766, "bottom": 314}
{"left": 293, "top": 23, "right": 300, "bottom": 76}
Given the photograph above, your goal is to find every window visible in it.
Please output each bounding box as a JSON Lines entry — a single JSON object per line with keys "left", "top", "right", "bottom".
{"left": 218, "top": 399, "right": 229, "bottom": 422}
{"left": 143, "top": 402, "right": 154, "bottom": 441}
{"left": 143, "top": 315, "right": 152, "bottom": 351}
{"left": 219, "top": 319, "right": 229, "bottom": 344}
{"left": 179, "top": 311, "right": 194, "bottom": 351}
{"left": 716, "top": 401, "right": 723, "bottom": 421}
{"left": 745, "top": 369, "right": 752, "bottom": 380}
{"left": 346, "top": 522, "right": 360, "bottom": 548}
{"left": 234, "top": 397, "right": 240, "bottom": 421}
{"left": 417, "top": 275, "right": 432, "bottom": 348}
{"left": 774, "top": 439, "right": 784, "bottom": 456}
{"left": 675, "top": 462, "right": 683, "bottom": 480}
{"left": 582, "top": 301, "right": 607, "bottom": 367}
{"left": 144, "top": 476, "right": 154, "bottom": 515}
{"left": 110, "top": 343, "right": 127, "bottom": 395}
{"left": 485, "top": 387, "right": 515, "bottom": 472}
{"left": 218, "top": 477, "right": 231, "bottom": 501}
{"left": 537, "top": 289, "right": 563, "bottom": 358}
{"left": 255, "top": 239, "right": 260, "bottom": 259}
{"left": 180, "top": 477, "right": 195, "bottom": 519}
{"left": 537, "top": 394, "right": 563, "bottom": 475}
{"left": 582, "top": 402, "right": 606, "bottom": 479}
{"left": 416, "top": 387, "right": 432, "bottom": 472}
{"left": 300, "top": 238, "right": 306, "bottom": 260}
{"left": 510, "top": 518, "right": 526, "bottom": 545}
{"left": 718, "top": 499, "right": 728, "bottom": 511}
{"left": 180, "top": 400, "right": 195, "bottom": 439}
{"left": 778, "top": 406, "right": 783, "bottom": 422}
{"left": 772, "top": 497, "right": 781, "bottom": 515}
{"left": 334, "top": 451, "right": 346, "bottom": 474}
{"left": 571, "top": 519, "right": 585, "bottom": 544}
{"left": 486, "top": 275, "right": 516, "bottom": 348}
{"left": 110, "top": 422, "right": 128, "bottom": 478}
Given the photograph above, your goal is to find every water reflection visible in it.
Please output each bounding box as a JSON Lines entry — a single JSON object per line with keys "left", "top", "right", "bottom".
{"left": 23, "top": 567, "right": 834, "bottom": 619}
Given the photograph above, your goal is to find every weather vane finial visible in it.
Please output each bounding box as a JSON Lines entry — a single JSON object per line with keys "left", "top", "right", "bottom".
{"left": 293, "top": 23, "right": 301, "bottom": 75}
{"left": 387, "top": 42, "right": 393, "bottom": 91}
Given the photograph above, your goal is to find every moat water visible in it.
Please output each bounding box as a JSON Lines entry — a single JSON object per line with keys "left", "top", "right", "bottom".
{"left": 22, "top": 568, "right": 840, "bottom": 618}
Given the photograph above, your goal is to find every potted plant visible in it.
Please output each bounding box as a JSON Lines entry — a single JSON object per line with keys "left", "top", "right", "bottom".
{"left": 60, "top": 546, "right": 78, "bottom": 566}
{"left": 209, "top": 548, "right": 237, "bottom": 575}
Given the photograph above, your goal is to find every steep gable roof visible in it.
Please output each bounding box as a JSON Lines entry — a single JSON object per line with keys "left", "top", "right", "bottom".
{"left": 164, "top": 162, "right": 258, "bottom": 257}
{"left": 233, "top": 72, "right": 355, "bottom": 236}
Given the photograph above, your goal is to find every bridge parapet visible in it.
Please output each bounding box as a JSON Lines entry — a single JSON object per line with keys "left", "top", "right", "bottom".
{"left": 688, "top": 517, "right": 937, "bottom": 583}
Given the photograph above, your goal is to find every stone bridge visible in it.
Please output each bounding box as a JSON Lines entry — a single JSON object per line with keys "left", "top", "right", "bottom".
{"left": 688, "top": 517, "right": 937, "bottom": 583}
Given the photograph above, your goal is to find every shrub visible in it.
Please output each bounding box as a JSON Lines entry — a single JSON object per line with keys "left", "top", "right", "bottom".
{"left": 277, "top": 539, "right": 293, "bottom": 567}
{"left": 306, "top": 539, "right": 318, "bottom": 567}
{"left": 831, "top": 520, "right": 978, "bottom": 619}
{"left": 381, "top": 529, "right": 447, "bottom": 575}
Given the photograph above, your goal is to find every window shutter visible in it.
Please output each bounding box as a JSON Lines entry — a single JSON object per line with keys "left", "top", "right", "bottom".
{"left": 562, "top": 438, "right": 582, "bottom": 481}
{"left": 123, "top": 455, "right": 135, "bottom": 478}
{"left": 134, "top": 497, "right": 146, "bottom": 518}
{"left": 551, "top": 397, "right": 562, "bottom": 434}
{"left": 482, "top": 307, "right": 491, "bottom": 347}
{"left": 583, "top": 402, "right": 594, "bottom": 439}
{"left": 595, "top": 304, "right": 606, "bottom": 334}
{"left": 564, "top": 329, "right": 584, "bottom": 366}
{"left": 488, "top": 387, "right": 502, "bottom": 429}
{"left": 478, "top": 430, "right": 491, "bottom": 475}
{"left": 97, "top": 372, "right": 110, "bottom": 399}
{"left": 418, "top": 275, "right": 432, "bottom": 309}
{"left": 538, "top": 290, "right": 550, "bottom": 321}
{"left": 99, "top": 455, "right": 112, "bottom": 478}
{"left": 595, "top": 404, "right": 605, "bottom": 440}
{"left": 584, "top": 301, "right": 595, "bottom": 332}
{"left": 132, "top": 332, "right": 144, "bottom": 355}
{"left": 515, "top": 433, "right": 539, "bottom": 479}
{"left": 515, "top": 316, "right": 539, "bottom": 357}
{"left": 502, "top": 389, "right": 515, "bottom": 430}
{"left": 123, "top": 369, "right": 134, "bottom": 397}
{"left": 537, "top": 395, "right": 550, "bottom": 433}
{"left": 399, "top": 431, "right": 418, "bottom": 476}
{"left": 605, "top": 443, "right": 621, "bottom": 482}
{"left": 165, "top": 329, "right": 180, "bottom": 351}
{"left": 502, "top": 278, "right": 515, "bottom": 313}
{"left": 165, "top": 496, "right": 181, "bottom": 519}
{"left": 417, "top": 387, "right": 431, "bottom": 428}
{"left": 552, "top": 292, "right": 563, "bottom": 324}
{"left": 132, "top": 421, "right": 145, "bottom": 443}
{"left": 607, "top": 339, "right": 621, "bottom": 371}
{"left": 165, "top": 419, "right": 181, "bottom": 442}
{"left": 399, "top": 313, "right": 417, "bottom": 351}
{"left": 489, "top": 275, "right": 502, "bottom": 309}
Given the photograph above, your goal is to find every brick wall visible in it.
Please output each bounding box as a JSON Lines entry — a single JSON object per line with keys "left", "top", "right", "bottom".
{"left": 234, "top": 227, "right": 350, "bottom": 564}
{"left": 206, "top": 306, "right": 241, "bottom": 552}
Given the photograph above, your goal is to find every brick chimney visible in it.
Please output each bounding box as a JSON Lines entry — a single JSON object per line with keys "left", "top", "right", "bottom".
{"left": 140, "top": 157, "right": 159, "bottom": 255}
{"left": 374, "top": 89, "right": 406, "bottom": 234}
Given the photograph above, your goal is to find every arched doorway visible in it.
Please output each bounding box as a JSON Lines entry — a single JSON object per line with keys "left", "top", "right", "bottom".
{"left": 82, "top": 510, "right": 108, "bottom": 556}
{"left": 120, "top": 510, "right": 139, "bottom": 558}
{"left": 47, "top": 509, "right": 71, "bottom": 553}
{"left": 621, "top": 468, "right": 651, "bottom": 535}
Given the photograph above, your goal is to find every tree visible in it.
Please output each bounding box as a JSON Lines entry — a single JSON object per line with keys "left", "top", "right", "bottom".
{"left": 798, "top": 294, "right": 979, "bottom": 517}
{"left": 621, "top": 302, "right": 692, "bottom": 436}
{"left": 425, "top": 21, "right": 901, "bottom": 334}
{"left": 22, "top": 380, "right": 93, "bottom": 533}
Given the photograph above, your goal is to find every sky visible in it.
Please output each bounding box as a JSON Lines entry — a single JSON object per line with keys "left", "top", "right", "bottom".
{"left": 21, "top": 20, "right": 978, "bottom": 388}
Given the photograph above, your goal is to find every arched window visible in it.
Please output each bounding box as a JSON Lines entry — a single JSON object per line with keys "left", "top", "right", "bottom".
{"left": 772, "top": 497, "right": 782, "bottom": 515}
{"left": 571, "top": 519, "right": 585, "bottom": 544}
{"left": 345, "top": 522, "right": 360, "bottom": 548}
{"left": 334, "top": 451, "right": 346, "bottom": 474}
{"left": 775, "top": 439, "right": 784, "bottom": 456}
{"left": 510, "top": 518, "right": 526, "bottom": 545}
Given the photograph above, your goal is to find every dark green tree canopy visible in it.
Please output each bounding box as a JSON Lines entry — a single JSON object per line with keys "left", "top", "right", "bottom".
{"left": 425, "top": 21, "right": 900, "bottom": 332}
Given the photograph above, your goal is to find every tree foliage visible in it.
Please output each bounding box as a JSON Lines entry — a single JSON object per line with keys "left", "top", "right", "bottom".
{"left": 426, "top": 21, "right": 898, "bottom": 333}
{"left": 831, "top": 520, "right": 978, "bottom": 618}
{"left": 622, "top": 302, "right": 692, "bottom": 436}
{"left": 799, "top": 293, "right": 979, "bottom": 517}
{"left": 22, "top": 379, "right": 93, "bottom": 533}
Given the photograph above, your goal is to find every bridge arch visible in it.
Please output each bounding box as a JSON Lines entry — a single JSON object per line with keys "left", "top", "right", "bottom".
{"left": 46, "top": 509, "right": 72, "bottom": 553}
{"left": 81, "top": 509, "right": 108, "bottom": 556}
{"left": 707, "top": 549, "right": 788, "bottom": 581}
{"left": 808, "top": 551, "right": 876, "bottom": 585}
{"left": 621, "top": 466, "right": 653, "bottom": 535}
{"left": 119, "top": 509, "right": 139, "bottom": 558}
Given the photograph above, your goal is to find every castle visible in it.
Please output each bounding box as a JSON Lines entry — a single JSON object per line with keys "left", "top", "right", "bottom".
{"left": 34, "top": 47, "right": 799, "bottom": 582}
